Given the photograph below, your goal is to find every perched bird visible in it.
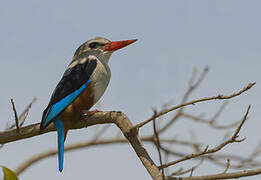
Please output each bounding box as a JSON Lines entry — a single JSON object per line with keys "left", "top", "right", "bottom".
{"left": 40, "top": 37, "right": 137, "bottom": 172}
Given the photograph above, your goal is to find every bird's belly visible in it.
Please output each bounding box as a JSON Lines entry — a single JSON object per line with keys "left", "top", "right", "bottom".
{"left": 60, "top": 82, "right": 95, "bottom": 126}
{"left": 91, "top": 60, "right": 111, "bottom": 105}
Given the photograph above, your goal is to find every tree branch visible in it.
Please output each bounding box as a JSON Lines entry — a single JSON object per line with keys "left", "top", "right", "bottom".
{"left": 0, "top": 111, "right": 162, "bottom": 180}
{"left": 10, "top": 98, "right": 20, "bottom": 133}
{"left": 167, "top": 168, "right": 261, "bottom": 180}
{"left": 14, "top": 136, "right": 203, "bottom": 176}
{"left": 153, "top": 111, "right": 165, "bottom": 178}
{"left": 159, "top": 105, "right": 250, "bottom": 169}
{"left": 135, "top": 82, "right": 255, "bottom": 129}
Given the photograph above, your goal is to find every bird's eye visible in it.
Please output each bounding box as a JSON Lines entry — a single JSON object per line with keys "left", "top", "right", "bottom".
{"left": 89, "top": 42, "right": 99, "bottom": 49}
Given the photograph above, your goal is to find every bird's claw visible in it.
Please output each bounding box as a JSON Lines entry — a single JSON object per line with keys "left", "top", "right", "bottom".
{"left": 82, "top": 109, "right": 101, "bottom": 118}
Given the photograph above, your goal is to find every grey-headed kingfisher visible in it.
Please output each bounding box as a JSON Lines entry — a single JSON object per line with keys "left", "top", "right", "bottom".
{"left": 40, "top": 37, "right": 137, "bottom": 172}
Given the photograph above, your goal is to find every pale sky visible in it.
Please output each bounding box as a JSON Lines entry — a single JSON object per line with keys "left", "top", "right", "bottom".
{"left": 1, "top": 0, "right": 261, "bottom": 179}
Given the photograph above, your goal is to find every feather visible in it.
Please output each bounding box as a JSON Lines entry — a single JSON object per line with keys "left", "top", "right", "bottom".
{"left": 41, "top": 79, "right": 90, "bottom": 129}
{"left": 54, "top": 118, "right": 64, "bottom": 172}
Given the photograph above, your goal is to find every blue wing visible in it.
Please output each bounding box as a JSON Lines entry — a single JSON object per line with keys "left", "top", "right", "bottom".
{"left": 40, "top": 57, "right": 97, "bottom": 130}
{"left": 41, "top": 80, "right": 90, "bottom": 128}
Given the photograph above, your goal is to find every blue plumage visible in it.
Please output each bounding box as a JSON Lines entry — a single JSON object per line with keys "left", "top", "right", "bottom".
{"left": 41, "top": 79, "right": 91, "bottom": 172}
{"left": 41, "top": 79, "right": 91, "bottom": 128}
{"left": 54, "top": 118, "right": 64, "bottom": 172}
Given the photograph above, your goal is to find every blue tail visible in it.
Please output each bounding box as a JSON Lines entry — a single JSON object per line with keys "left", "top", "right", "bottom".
{"left": 54, "top": 119, "right": 64, "bottom": 172}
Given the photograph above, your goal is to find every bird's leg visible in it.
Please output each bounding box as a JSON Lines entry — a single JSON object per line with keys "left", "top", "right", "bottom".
{"left": 82, "top": 109, "right": 101, "bottom": 118}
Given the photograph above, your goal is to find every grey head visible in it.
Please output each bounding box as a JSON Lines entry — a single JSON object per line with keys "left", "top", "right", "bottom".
{"left": 73, "top": 37, "right": 112, "bottom": 64}
{"left": 72, "top": 37, "right": 137, "bottom": 64}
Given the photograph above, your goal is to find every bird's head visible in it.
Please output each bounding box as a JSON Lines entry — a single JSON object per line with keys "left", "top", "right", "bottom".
{"left": 73, "top": 37, "right": 137, "bottom": 63}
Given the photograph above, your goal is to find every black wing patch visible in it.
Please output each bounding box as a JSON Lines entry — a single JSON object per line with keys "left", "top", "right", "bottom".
{"left": 48, "top": 57, "right": 97, "bottom": 106}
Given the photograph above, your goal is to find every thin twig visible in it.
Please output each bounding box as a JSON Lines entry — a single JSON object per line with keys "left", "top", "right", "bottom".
{"left": 136, "top": 83, "right": 255, "bottom": 129}
{"left": 10, "top": 98, "right": 20, "bottom": 133}
{"left": 159, "top": 105, "right": 250, "bottom": 169}
{"left": 170, "top": 158, "right": 204, "bottom": 176}
{"left": 18, "top": 97, "right": 37, "bottom": 127}
{"left": 8, "top": 97, "right": 36, "bottom": 129}
{"left": 181, "top": 113, "right": 240, "bottom": 129}
{"left": 167, "top": 168, "right": 261, "bottom": 180}
{"left": 209, "top": 101, "right": 228, "bottom": 123}
{"left": 161, "top": 145, "right": 261, "bottom": 169}
{"left": 153, "top": 110, "right": 165, "bottom": 178}
{"left": 180, "top": 101, "right": 235, "bottom": 130}
{"left": 145, "top": 137, "right": 202, "bottom": 148}
{"left": 223, "top": 159, "right": 230, "bottom": 173}
{"left": 14, "top": 137, "right": 189, "bottom": 175}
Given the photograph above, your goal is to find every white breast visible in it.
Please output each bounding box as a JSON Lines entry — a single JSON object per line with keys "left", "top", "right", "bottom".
{"left": 91, "top": 59, "right": 111, "bottom": 104}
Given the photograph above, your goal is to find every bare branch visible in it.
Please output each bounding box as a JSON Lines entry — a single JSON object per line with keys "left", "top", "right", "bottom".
{"left": 153, "top": 110, "right": 165, "bottom": 178}
{"left": 0, "top": 111, "right": 163, "bottom": 180}
{"left": 180, "top": 101, "right": 234, "bottom": 130}
{"left": 108, "top": 111, "right": 163, "bottom": 180}
{"left": 14, "top": 135, "right": 205, "bottom": 176}
{"left": 167, "top": 168, "right": 261, "bottom": 180}
{"left": 181, "top": 113, "right": 240, "bottom": 129}
{"left": 136, "top": 83, "right": 255, "bottom": 129}
{"left": 159, "top": 105, "right": 250, "bottom": 169}
{"left": 8, "top": 97, "right": 36, "bottom": 130}
{"left": 146, "top": 137, "right": 202, "bottom": 148}
{"left": 160, "top": 145, "right": 261, "bottom": 170}
{"left": 14, "top": 138, "right": 127, "bottom": 175}
{"left": 18, "top": 97, "right": 37, "bottom": 127}
{"left": 223, "top": 159, "right": 230, "bottom": 173}
{"left": 209, "top": 101, "right": 228, "bottom": 123}
{"left": 170, "top": 158, "right": 204, "bottom": 176}
{"left": 10, "top": 98, "right": 20, "bottom": 133}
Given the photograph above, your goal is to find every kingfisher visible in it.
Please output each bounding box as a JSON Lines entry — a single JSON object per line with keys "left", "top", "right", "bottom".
{"left": 40, "top": 37, "right": 137, "bottom": 172}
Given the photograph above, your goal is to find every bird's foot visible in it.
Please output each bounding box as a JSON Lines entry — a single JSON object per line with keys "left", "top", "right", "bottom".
{"left": 82, "top": 109, "right": 101, "bottom": 118}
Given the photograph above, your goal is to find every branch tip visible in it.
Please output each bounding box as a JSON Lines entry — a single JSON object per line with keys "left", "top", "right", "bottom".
{"left": 10, "top": 98, "right": 20, "bottom": 134}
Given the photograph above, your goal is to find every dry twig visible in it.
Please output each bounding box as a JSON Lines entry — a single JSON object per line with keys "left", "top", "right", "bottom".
{"left": 223, "top": 159, "right": 230, "bottom": 173}
{"left": 153, "top": 110, "right": 165, "bottom": 178}
{"left": 136, "top": 83, "right": 255, "bottom": 129}
{"left": 181, "top": 113, "right": 240, "bottom": 129}
{"left": 167, "top": 168, "right": 261, "bottom": 180}
{"left": 10, "top": 98, "right": 20, "bottom": 133}
{"left": 159, "top": 105, "right": 250, "bottom": 169}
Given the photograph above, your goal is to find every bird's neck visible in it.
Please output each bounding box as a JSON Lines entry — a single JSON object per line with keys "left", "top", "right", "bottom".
{"left": 96, "top": 51, "right": 112, "bottom": 65}
{"left": 70, "top": 51, "right": 112, "bottom": 69}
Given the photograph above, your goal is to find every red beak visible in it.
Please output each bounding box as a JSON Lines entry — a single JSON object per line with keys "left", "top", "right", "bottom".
{"left": 102, "top": 39, "right": 137, "bottom": 51}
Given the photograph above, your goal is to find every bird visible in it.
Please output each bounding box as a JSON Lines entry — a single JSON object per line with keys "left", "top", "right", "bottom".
{"left": 40, "top": 37, "right": 137, "bottom": 172}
